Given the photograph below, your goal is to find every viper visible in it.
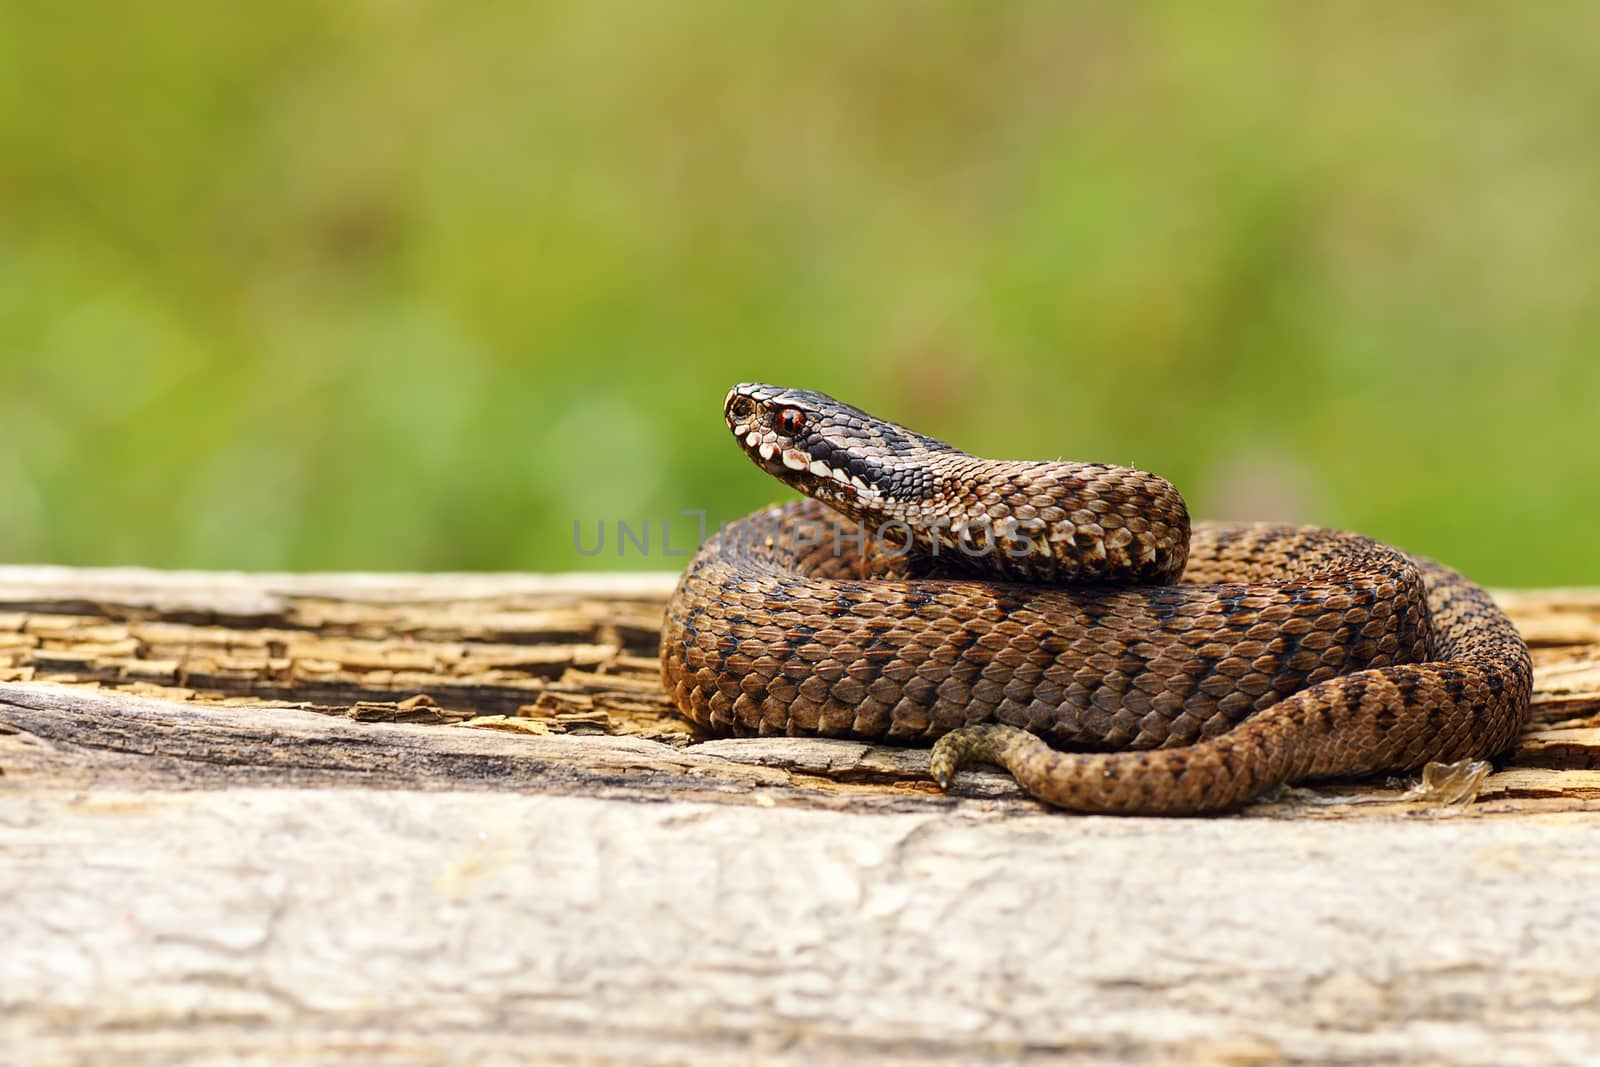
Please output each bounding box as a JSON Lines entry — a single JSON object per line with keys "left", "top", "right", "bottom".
{"left": 660, "top": 383, "right": 1532, "bottom": 814}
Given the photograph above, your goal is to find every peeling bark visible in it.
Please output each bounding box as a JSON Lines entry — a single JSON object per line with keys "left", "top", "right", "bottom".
{"left": 3, "top": 568, "right": 1599, "bottom": 1065}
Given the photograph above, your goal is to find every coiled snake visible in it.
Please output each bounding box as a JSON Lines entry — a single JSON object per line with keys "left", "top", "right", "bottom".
{"left": 660, "top": 384, "right": 1532, "bottom": 814}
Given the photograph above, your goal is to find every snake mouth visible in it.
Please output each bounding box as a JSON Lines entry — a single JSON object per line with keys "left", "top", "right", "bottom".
{"left": 732, "top": 422, "right": 865, "bottom": 500}
{"left": 722, "top": 382, "right": 886, "bottom": 507}
{"left": 750, "top": 435, "right": 828, "bottom": 483}
{"left": 753, "top": 451, "right": 791, "bottom": 479}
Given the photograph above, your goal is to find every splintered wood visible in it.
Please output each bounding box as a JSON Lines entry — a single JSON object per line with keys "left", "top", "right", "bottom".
{"left": 5, "top": 569, "right": 1600, "bottom": 1067}
{"left": 0, "top": 579, "right": 688, "bottom": 742}
{"left": 0, "top": 570, "right": 1596, "bottom": 812}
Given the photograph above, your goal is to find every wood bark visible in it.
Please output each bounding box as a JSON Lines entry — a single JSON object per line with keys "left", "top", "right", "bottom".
{"left": 3, "top": 566, "right": 1599, "bottom": 1065}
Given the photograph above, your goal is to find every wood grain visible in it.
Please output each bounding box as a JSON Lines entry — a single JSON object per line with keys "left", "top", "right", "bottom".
{"left": 3, "top": 566, "right": 1599, "bottom": 1065}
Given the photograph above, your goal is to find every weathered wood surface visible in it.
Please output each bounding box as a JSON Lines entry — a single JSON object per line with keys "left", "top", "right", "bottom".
{"left": 3, "top": 566, "right": 1600, "bottom": 1066}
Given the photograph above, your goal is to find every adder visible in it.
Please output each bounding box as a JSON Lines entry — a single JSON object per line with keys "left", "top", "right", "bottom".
{"left": 659, "top": 383, "right": 1532, "bottom": 814}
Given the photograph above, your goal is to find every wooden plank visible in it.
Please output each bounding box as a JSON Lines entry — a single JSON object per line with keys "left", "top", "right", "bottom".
{"left": 3, "top": 566, "right": 1600, "bottom": 1064}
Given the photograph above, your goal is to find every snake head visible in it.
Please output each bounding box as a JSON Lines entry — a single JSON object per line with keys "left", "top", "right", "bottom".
{"left": 723, "top": 383, "right": 953, "bottom": 514}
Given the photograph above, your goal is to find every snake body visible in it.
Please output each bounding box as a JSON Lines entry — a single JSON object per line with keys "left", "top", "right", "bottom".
{"left": 660, "top": 384, "right": 1532, "bottom": 814}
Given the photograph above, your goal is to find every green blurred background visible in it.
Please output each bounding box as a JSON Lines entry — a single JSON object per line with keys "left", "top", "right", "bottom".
{"left": 2, "top": 3, "right": 1596, "bottom": 583}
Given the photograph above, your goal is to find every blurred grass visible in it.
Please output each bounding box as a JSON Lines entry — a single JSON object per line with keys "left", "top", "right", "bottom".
{"left": 1, "top": 2, "right": 1596, "bottom": 583}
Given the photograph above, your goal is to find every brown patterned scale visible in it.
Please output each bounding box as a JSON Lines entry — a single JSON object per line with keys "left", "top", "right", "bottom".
{"left": 660, "top": 384, "right": 1532, "bottom": 814}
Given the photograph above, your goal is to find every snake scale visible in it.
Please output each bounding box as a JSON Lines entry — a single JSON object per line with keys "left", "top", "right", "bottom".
{"left": 660, "top": 383, "right": 1533, "bottom": 814}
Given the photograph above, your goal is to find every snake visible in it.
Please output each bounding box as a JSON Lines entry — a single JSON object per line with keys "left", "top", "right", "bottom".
{"left": 660, "top": 383, "right": 1533, "bottom": 814}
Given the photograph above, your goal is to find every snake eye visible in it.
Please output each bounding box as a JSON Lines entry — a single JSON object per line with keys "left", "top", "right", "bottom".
{"left": 775, "top": 408, "right": 806, "bottom": 436}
